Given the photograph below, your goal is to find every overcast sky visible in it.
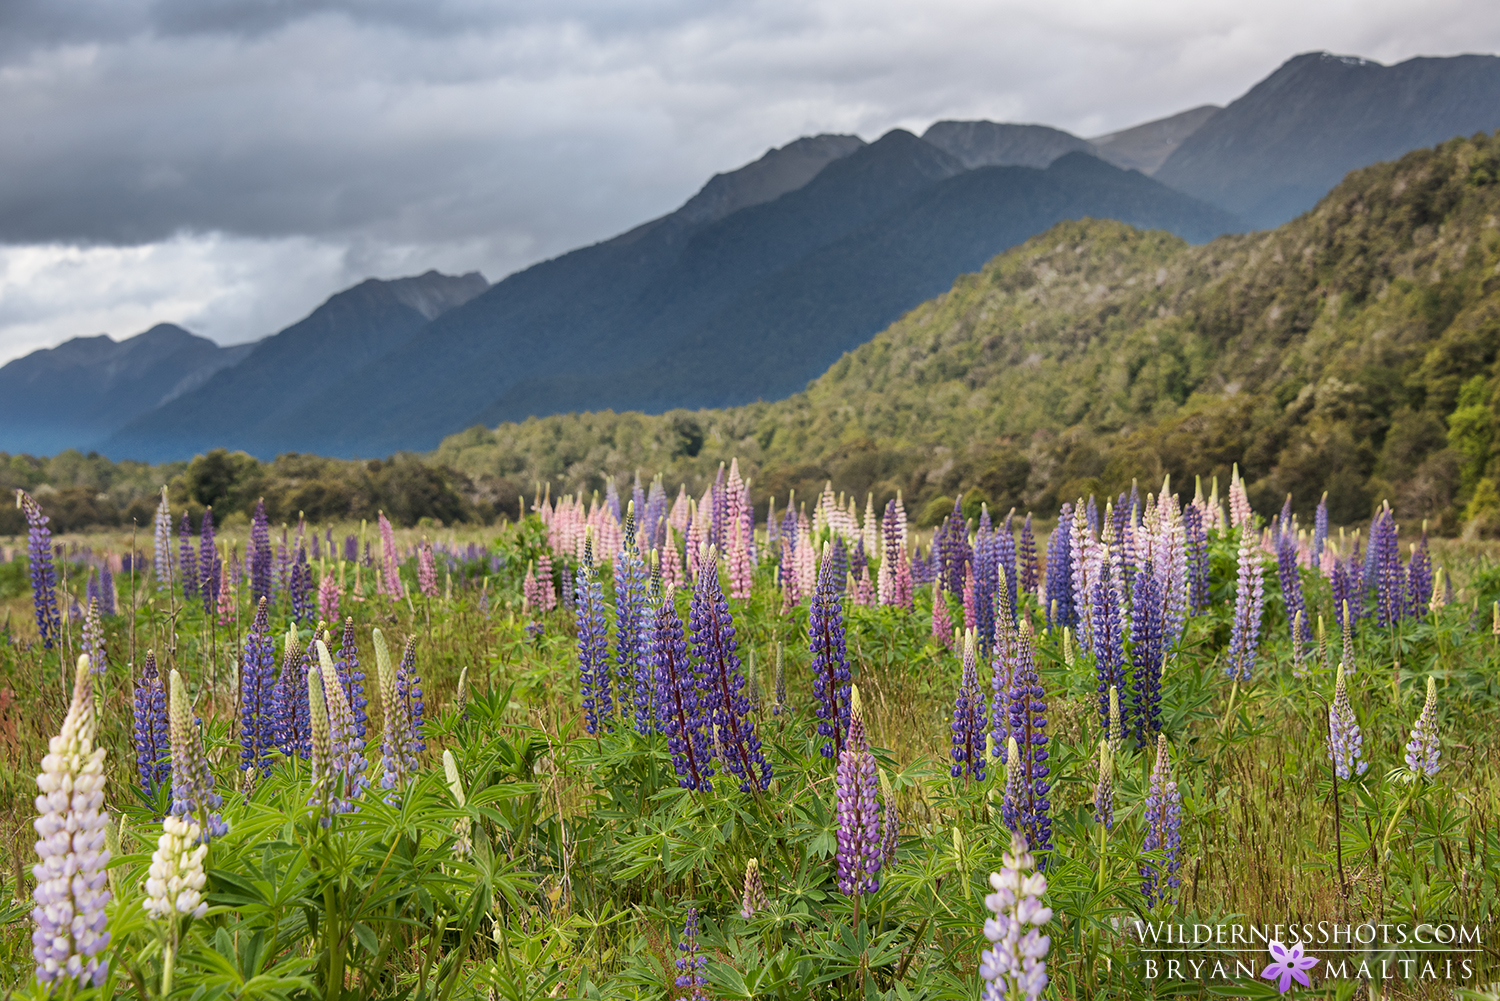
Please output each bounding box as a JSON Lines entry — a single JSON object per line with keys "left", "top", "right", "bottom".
{"left": 2, "top": 0, "right": 1499, "bottom": 363}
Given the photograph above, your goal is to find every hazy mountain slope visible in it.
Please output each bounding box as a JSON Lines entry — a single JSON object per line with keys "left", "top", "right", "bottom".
{"left": 675, "top": 134, "right": 866, "bottom": 225}
{"left": 0, "top": 324, "right": 252, "bottom": 456}
{"left": 921, "top": 121, "right": 1095, "bottom": 168}
{"left": 103, "top": 271, "right": 488, "bottom": 462}
{"left": 434, "top": 133, "right": 1500, "bottom": 532}
{"left": 1155, "top": 52, "right": 1500, "bottom": 228}
{"left": 470, "top": 152, "right": 1241, "bottom": 423}
{"left": 1089, "top": 105, "right": 1221, "bottom": 174}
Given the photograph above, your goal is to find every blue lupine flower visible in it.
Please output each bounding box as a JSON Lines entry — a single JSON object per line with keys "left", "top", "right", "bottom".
{"left": 132, "top": 650, "right": 171, "bottom": 793}
{"left": 809, "top": 543, "right": 851, "bottom": 758}
{"left": 16, "top": 490, "right": 60, "bottom": 649}
{"left": 575, "top": 535, "right": 613, "bottom": 734}
{"left": 168, "top": 670, "right": 228, "bottom": 841}
{"left": 1140, "top": 734, "right": 1181, "bottom": 906}
{"left": 1006, "top": 621, "right": 1052, "bottom": 860}
{"left": 615, "top": 509, "right": 652, "bottom": 734}
{"left": 239, "top": 598, "right": 278, "bottom": 773}
{"left": 950, "top": 629, "right": 987, "bottom": 780}
{"left": 1091, "top": 562, "right": 1125, "bottom": 732}
{"left": 688, "top": 552, "right": 770, "bottom": 792}
{"left": 1045, "top": 503, "right": 1074, "bottom": 629}
{"left": 654, "top": 588, "right": 715, "bottom": 791}
{"left": 1130, "top": 562, "right": 1164, "bottom": 749}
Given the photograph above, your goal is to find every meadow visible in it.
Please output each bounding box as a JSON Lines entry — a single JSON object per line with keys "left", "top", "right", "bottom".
{"left": 0, "top": 468, "right": 1497, "bottom": 1000}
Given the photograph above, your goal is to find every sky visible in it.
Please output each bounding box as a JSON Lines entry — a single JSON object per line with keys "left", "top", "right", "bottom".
{"left": 2, "top": 0, "right": 1499, "bottom": 364}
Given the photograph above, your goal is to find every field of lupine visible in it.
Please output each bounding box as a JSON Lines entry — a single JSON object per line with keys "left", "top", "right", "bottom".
{"left": 1, "top": 462, "right": 1499, "bottom": 1000}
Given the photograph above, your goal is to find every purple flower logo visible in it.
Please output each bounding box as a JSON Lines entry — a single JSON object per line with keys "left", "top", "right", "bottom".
{"left": 1261, "top": 940, "right": 1319, "bottom": 993}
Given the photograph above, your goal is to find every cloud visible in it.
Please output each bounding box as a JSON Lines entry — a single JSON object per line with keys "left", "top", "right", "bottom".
{"left": 2, "top": 0, "right": 1500, "bottom": 361}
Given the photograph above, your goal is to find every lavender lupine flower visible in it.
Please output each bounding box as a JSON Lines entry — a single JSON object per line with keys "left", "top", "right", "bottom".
{"left": 1312, "top": 493, "right": 1329, "bottom": 573}
{"left": 1044, "top": 503, "right": 1074, "bottom": 629}
{"left": 239, "top": 599, "right": 278, "bottom": 774}
{"left": 271, "top": 624, "right": 311, "bottom": 759}
{"left": 1326, "top": 664, "right": 1367, "bottom": 781}
{"left": 740, "top": 858, "right": 768, "bottom": 919}
{"left": 178, "top": 512, "right": 197, "bottom": 602}
{"left": 132, "top": 651, "right": 171, "bottom": 794}
{"left": 335, "top": 618, "right": 368, "bottom": 741}
{"left": 316, "top": 641, "right": 368, "bottom": 814}
{"left": 1331, "top": 557, "right": 1358, "bottom": 634}
{"left": 1406, "top": 532, "right": 1433, "bottom": 619}
{"left": 168, "top": 670, "right": 227, "bottom": 841}
{"left": 979, "top": 832, "right": 1052, "bottom": 1001}
{"left": 1130, "top": 563, "right": 1164, "bottom": 749}
{"left": 973, "top": 510, "right": 997, "bottom": 651}
{"left": 1091, "top": 562, "right": 1125, "bottom": 733}
{"left": 1007, "top": 621, "right": 1053, "bottom": 858}
{"left": 17, "top": 490, "right": 61, "bottom": 649}
{"left": 689, "top": 554, "right": 771, "bottom": 792}
{"left": 1140, "top": 734, "right": 1182, "bottom": 907}
{"left": 31, "top": 655, "right": 111, "bottom": 988}
{"left": 1183, "top": 503, "right": 1209, "bottom": 613}
{"left": 835, "top": 688, "right": 882, "bottom": 896}
{"left": 373, "top": 628, "right": 419, "bottom": 795}
{"left": 654, "top": 590, "right": 715, "bottom": 792}
{"left": 1403, "top": 676, "right": 1440, "bottom": 779}
{"left": 377, "top": 512, "right": 403, "bottom": 598}
{"left": 615, "top": 512, "right": 653, "bottom": 734}
{"left": 950, "top": 629, "right": 988, "bottom": 781}
{"left": 809, "top": 543, "right": 852, "bottom": 758}
{"left": 395, "top": 636, "right": 425, "bottom": 757}
{"left": 1019, "top": 513, "right": 1039, "bottom": 597}
{"left": 250, "top": 499, "right": 273, "bottom": 603}
{"left": 1093, "top": 741, "right": 1114, "bottom": 829}
{"left": 1226, "top": 530, "right": 1264, "bottom": 682}
{"left": 154, "top": 488, "right": 173, "bottom": 590}
{"left": 575, "top": 535, "right": 614, "bottom": 734}
{"left": 675, "top": 907, "right": 710, "bottom": 1000}
{"left": 99, "top": 562, "right": 116, "bottom": 617}
{"left": 1276, "top": 528, "right": 1311, "bottom": 645}
{"left": 199, "top": 507, "right": 217, "bottom": 614}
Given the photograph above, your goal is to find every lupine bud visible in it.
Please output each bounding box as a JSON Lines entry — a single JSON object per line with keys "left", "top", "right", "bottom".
{"left": 1403, "top": 676, "right": 1441, "bottom": 779}
{"left": 879, "top": 767, "right": 899, "bottom": 865}
{"left": 443, "top": 750, "right": 471, "bottom": 855}
{"left": 740, "top": 858, "right": 768, "bottom": 919}
{"left": 979, "top": 832, "right": 1051, "bottom": 1001}
{"left": 1093, "top": 740, "right": 1113, "bottom": 829}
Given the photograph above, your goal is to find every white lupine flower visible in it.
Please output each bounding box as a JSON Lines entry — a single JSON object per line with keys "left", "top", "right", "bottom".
{"left": 143, "top": 816, "right": 208, "bottom": 920}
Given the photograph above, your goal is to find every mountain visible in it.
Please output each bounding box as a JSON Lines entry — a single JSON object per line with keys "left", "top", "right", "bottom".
{"left": 676, "top": 134, "right": 867, "bottom": 225}
{"left": 103, "top": 270, "right": 488, "bottom": 461}
{"left": 1089, "top": 105, "right": 1221, "bottom": 174}
{"left": 0, "top": 324, "right": 253, "bottom": 456}
{"left": 921, "top": 121, "right": 1095, "bottom": 168}
{"left": 1155, "top": 52, "right": 1500, "bottom": 228}
{"left": 434, "top": 131, "right": 1500, "bottom": 534}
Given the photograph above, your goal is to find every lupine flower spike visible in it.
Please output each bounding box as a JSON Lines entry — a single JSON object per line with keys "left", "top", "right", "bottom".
{"left": 979, "top": 831, "right": 1052, "bottom": 1001}
{"left": 17, "top": 490, "right": 61, "bottom": 649}
{"left": 835, "top": 686, "right": 882, "bottom": 897}
{"left": 950, "top": 628, "right": 987, "bottom": 781}
{"left": 675, "top": 907, "right": 710, "bottom": 1001}
{"left": 1140, "top": 734, "right": 1182, "bottom": 906}
{"left": 1326, "top": 663, "right": 1368, "bottom": 781}
{"left": 132, "top": 651, "right": 171, "bottom": 794}
{"left": 1093, "top": 740, "right": 1114, "bottom": 829}
{"left": 168, "top": 671, "right": 228, "bottom": 841}
{"left": 740, "top": 858, "right": 768, "bottom": 919}
{"left": 31, "top": 655, "right": 111, "bottom": 988}
{"left": 1403, "top": 676, "right": 1440, "bottom": 779}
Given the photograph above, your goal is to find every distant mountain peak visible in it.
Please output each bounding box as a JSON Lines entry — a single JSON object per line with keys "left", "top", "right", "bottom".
{"left": 1088, "top": 105, "right": 1221, "bottom": 175}
{"left": 676, "top": 134, "right": 866, "bottom": 226}
{"left": 384, "top": 270, "right": 489, "bottom": 320}
{"left": 921, "top": 121, "right": 1094, "bottom": 169}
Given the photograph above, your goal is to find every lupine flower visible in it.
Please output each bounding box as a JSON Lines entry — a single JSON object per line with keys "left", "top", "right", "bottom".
{"left": 17, "top": 490, "right": 61, "bottom": 649}
{"left": 1312, "top": 492, "right": 1329, "bottom": 572}
{"left": 931, "top": 580, "right": 954, "bottom": 647}
{"left": 82, "top": 597, "right": 105, "bottom": 677}
{"left": 809, "top": 543, "right": 852, "bottom": 758}
{"left": 290, "top": 545, "right": 312, "bottom": 624}
{"left": 307, "top": 666, "right": 334, "bottom": 825}
{"left": 1044, "top": 503, "right": 1074, "bottom": 629}
{"left": 950, "top": 629, "right": 988, "bottom": 781}
{"left": 1019, "top": 514, "right": 1039, "bottom": 597}
{"left": 1140, "top": 734, "right": 1182, "bottom": 906}
{"left": 690, "top": 554, "right": 771, "bottom": 792}
{"left": 1091, "top": 562, "right": 1125, "bottom": 732}
{"left": 143, "top": 815, "right": 208, "bottom": 921}
{"left": 1130, "top": 564, "right": 1163, "bottom": 749}
{"left": 1093, "top": 740, "right": 1114, "bottom": 829}
{"left": 740, "top": 858, "right": 768, "bottom": 919}
{"left": 378, "top": 511, "right": 403, "bottom": 598}
{"left": 215, "top": 558, "right": 234, "bottom": 625}
{"left": 1275, "top": 528, "right": 1311, "bottom": 646}
{"left": 271, "top": 624, "right": 311, "bottom": 759}
{"left": 239, "top": 599, "right": 278, "bottom": 775}
{"left": 154, "top": 489, "right": 173, "bottom": 590}
{"left": 417, "top": 541, "right": 439, "bottom": 598}
{"left": 1403, "top": 676, "right": 1440, "bottom": 779}
{"left": 1226, "top": 529, "right": 1264, "bottom": 681}
{"left": 179, "top": 512, "right": 198, "bottom": 601}
{"left": 835, "top": 688, "right": 882, "bottom": 896}
{"left": 132, "top": 651, "right": 171, "bottom": 794}
{"left": 168, "top": 670, "right": 227, "bottom": 841}
{"left": 335, "top": 618, "right": 368, "bottom": 741}
{"left": 395, "top": 635, "right": 425, "bottom": 757}
{"left": 373, "top": 628, "right": 418, "bottom": 795}
{"left": 1406, "top": 532, "right": 1433, "bottom": 619}
{"left": 318, "top": 570, "right": 341, "bottom": 623}
{"left": 315, "top": 640, "right": 368, "bottom": 816}
{"left": 1006, "top": 621, "right": 1052, "bottom": 858}
{"left": 879, "top": 767, "right": 899, "bottom": 865}
{"left": 979, "top": 832, "right": 1052, "bottom": 1001}
{"left": 575, "top": 535, "right": 614, "bottom": 734}
{"left": 1371, "top": 507, "right": 1403, "bottom": 627}
{"left": 972, "top": 510, "right": 996, "bottom": 647}
{"left": 675, "top": 907, "right": 710, "bottom": 1000}
{"left": 1108, "top": 686, "right": 1122, "bottom": 754}
{"left": 938, "top": 498, "right": 971, "bottom": 597}
{"left": 31, "top": 655, "right": 111, "bottom": 988}
{"left": 250, "top": 499, "right": 273, "bottom": 604}
{"left": 654, "top": 589, "right": 715, "bottom": 792}
{"left": 199, "top": 507, "right": 218, "bottom": 614}
{"left": 1326, "top": 664, "right": 1367, "bottom": 781}
{"left": 615, "top": 512, "right": 653, "bottom": 734}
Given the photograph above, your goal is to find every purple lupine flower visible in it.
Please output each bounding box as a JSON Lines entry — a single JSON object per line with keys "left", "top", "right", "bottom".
{"left": 809, "top": 543, "right": 852, "bottom": 758}
{"left": 335, "top": 618, "right": 368, "bottom": 742}
{"left": 250, "top": 499, "right": 273, "bottom": 604}
{"left": 1091, "top": 562, "right": 1125, "bottom": 733}
{"left": 31, "top": 655, "right": 111, "bottom": 988}
{"left": 1403, "top": 676, "right": 1440, "bottom": 779}
{"left": 316, "top": 640, "right": 368, "bottom": 815}
{"left": 395, "top": 636, "right": 425, "bottom": 757}
{"left": 1019, "top": 514, "right": 1038, "bottom": 597}
{"left": 168, "top": 670, "right": 228, "bottom": 841}
{"left": 879, "top": 769, "right": 899, "bottom": 865}
{"left": 615, "top": 510, "right": 652, "bottom": 734}
{"left": 979, "top": 831, "right": 1052, "bottom": 1001}
{"left": 1406, "top": 530, "right": 1433, "bottom": 619}
{"left": 343, "top": 534, "right": 358, "bottom": 563}
{"left": 1044, "top": 503, "right": 1074, "bottom": 630}
{"left": 1226, "top": 530, "right": 1264, "bottom": 682}
{"left": 1326, "top": 664, "right": 1367, "bottom": 781}
{"left": 575, "top": 535, "right": 613, "bottom": 734}
{"left": 271, "top": 624, "right": 311, "bottom": 759}
{"left": 132, "top": 651, "right": 171, "bottom": 794}
{"left": 740, "top": 858, "right": 768, "bottom": 920}
{"left": 199, "top": 506, "right": 217, "bottom": 614}
{"left": 1372, "top": 507, "right": 1404, "bottom": 627}
{"left": 1130, "top": 562, "right": 1164, "bottom": 749}
{"left": 417, "top": 541, "right": 438, "bottom": 598}
{"left": 654, "top": 588, "right": 715, "bottom": 792}
{"left": 17, "top": 490, "right": 61, "bottom": 649}
{"left": 178, "top": 512, "right": 197, "bottom": 602}
{"left": 997, "top": 513, "right": 1018, "bottom": 626}
{"left": 938, "top": 497, "right": 971, "bottom": 596}
{"left": 98, "top": 562, "right": 116, "bottom": 617}
{"left": 240, "top": 598, "right": 278, "bottom": 774}
{"left": 153, "top": 489, "right": 173, "bottom": 590}
{"left": 1276, "top": 529, "right": 1312, "bottom": 646}
{"left": 1006, "top": 621, "right": 1052, "bottom": 859}
{"left": 835, "top": 691, "right": 881, "bottom": 896}
{"left": 990, "top": 572, "right": 1017, "bottom": 759}
{"left": 1183, "top": 503, "right": 1209, "bottom": 614}
{"left": 850, "top": 537, "right": 868, "bottom": 583}
{"left": 373, "top": 628, "right": 418, "bottom": 795}
{"left": 1093, "top": 740, "right": 1114, "bottom": 829}
{"left": 1312, "top": 492, "right": 1329, "bottom": 574}
{"left": 972, "top": 510, "right": 997, "bottom": 654}
{"left": 290, "top": 544, "right": 312, "bottom": 624}
{"left": 1140, "top": 734, "right": 1182, "bottom": 906}
{"left": 689, "top": 554, "right": 771, "bottom": 792}
{"left": 1331, "top": 556, "right": 1358, "bottom": 635}
{"left": 950, "top": 629, "right": 987, "bottom": 781}
{"left": 675, "top": 907, "right": 710, "bottom": 1000}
